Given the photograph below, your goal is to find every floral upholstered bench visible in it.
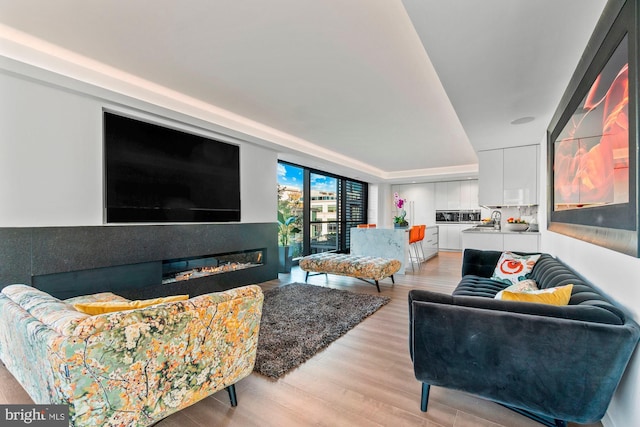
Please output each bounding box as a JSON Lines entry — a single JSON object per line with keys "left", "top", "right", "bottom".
{"left": 299, "top": 252, "right": 401, "bottom": 292}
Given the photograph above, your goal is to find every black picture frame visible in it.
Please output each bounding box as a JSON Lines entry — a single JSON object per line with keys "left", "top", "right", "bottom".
{"left": 547, "top": 0, "right": 639, "bottom": 257}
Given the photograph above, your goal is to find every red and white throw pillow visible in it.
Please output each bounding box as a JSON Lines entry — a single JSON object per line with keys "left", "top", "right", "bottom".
{"left": 491, "top": 252, "right": 541, "bottom": 286}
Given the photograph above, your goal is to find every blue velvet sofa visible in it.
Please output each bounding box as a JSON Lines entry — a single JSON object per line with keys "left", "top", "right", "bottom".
{"left": 409, "top": 249, "right": 640, "bottom": 426}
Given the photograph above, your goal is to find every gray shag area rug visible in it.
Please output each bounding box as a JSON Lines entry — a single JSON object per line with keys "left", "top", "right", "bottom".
{"left": 254, "top": 283, "right": 390, "bottom": 379}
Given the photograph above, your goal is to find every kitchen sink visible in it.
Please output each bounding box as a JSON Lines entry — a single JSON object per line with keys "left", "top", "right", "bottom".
{"left": 467, "top": 226, "right": 500, "bottom": 232}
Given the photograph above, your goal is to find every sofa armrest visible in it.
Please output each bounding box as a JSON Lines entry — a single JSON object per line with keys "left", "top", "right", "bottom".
{"left": 0, "top": 292, "right": 69, "bottom": 405}
{"left": 408, "top": 289, "right": 640, "bottom": 424}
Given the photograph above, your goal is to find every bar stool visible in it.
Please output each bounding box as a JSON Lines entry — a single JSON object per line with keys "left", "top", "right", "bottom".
{"left": 408, "top": 225, "right": 421, "bottom": 272}
{"left": 417, "top": 224, "right": 426, "bottom": 262}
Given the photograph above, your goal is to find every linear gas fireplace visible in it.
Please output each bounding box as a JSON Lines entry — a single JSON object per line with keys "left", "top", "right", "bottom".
{"left": 162, "top": 250, "right": 264, "bottom": 284}
{"left": 4, "top": 223, "right": 278, "bottom": 300}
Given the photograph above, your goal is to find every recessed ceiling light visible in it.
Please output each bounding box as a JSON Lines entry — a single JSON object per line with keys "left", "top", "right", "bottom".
{"left": 510, "top": 116, "right": 535, "bottom": 125}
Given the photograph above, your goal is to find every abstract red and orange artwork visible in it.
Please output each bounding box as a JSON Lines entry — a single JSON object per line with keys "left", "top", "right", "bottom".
{"left": 553, "top": 36, "right": 629, "bottom": 211}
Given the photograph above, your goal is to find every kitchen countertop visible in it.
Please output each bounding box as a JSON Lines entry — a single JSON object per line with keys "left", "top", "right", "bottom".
{"left": 462, "top": 227, "right": 540, "bottom": 235}
{"left": 436, "top": 222, "right": 482, "bottom": 225}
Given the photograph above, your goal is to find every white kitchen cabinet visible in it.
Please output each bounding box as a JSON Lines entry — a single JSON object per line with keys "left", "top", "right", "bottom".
{"left": 478, "top": 145, "right": 539, "bottom": 206}
{"left": 438, "top": 225, "right": 448, "bottom": 249}
{"left": 435, "top": 180, "right": 479, "bottom": 211}
{"left": 456, "top": 224, "right": 474, "bottom": 249}
{"left": 460, "top": 180, "right": 479, "bottom": 210}
{"left": 422, "top": 226, "right": 439, "bottom": 260}
{"left": 462, "top": 232, "right": 504, "bottom": 251}
{"left": 503, "top": 233, "right": 540, "bottom": 252}
{"left": 478, "top": 149, "right": 504, "bottom": 206}
{"left": 435, "top": 182, "right": 448, "bottom": 210}
{"left": 503, "top": 145, "right": 538, "bottom": 205}
{"left": 439, "top": 224, "right": 472, "bottom": 251}
{"left": 447, "top": 181, "right": 461, "bottom": 210}
{"left": 462, "top": 231, "right": 540, "bottom": 252}
{"left": 438, "top": 225, "right": 452, "bottom": 250}
{"left": 391, "top": 182, "right": 435, "bottom": 227}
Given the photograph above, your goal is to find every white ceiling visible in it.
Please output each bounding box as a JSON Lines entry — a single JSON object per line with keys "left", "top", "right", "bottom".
{"left": 0, "top": 0, "right": 606, "bottom": 183}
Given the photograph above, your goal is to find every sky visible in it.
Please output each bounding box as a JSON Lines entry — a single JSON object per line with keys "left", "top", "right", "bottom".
{"left": 277, "top": 163, "right": 302, "bottom": 189}
{"left": 278, "top": 163, "right": 337, "bottom": 193}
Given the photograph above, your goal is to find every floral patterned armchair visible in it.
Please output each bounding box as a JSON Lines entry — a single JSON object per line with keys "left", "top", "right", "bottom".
{"left": 0, "top": 284, "right": 263, "bottom": 426}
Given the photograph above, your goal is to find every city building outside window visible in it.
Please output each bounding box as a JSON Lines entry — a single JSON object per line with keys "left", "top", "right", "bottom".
{"left": 277, "top": 161, "right": 367, "bottom": 258}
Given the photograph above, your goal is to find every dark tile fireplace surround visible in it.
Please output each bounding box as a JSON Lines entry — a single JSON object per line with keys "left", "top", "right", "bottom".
{"left": 0, "top": 223, "right": 278, "bottom": 300}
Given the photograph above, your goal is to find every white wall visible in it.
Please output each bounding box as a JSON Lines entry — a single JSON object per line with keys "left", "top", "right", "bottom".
{"left": 0, "top": 62, "right": 277, "bottom": 227}
{"left": 539, "top": 138, "right": 640, "bottom": 427}
{"left": 241, "top": 144, "right": 277, "bottom": 223}
{"left": 0, "top": 72, "right": 103, "bottom": 225}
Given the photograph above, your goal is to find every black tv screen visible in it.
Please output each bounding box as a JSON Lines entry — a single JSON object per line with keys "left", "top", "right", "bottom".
{"left": 104, "top": 112, "right": 241, "bottom": 223}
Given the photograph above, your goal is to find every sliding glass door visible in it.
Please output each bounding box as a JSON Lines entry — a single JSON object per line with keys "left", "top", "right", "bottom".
{"left": 278, "top": 161, "right": 367, "bottom": 258}
{"left": 310, "top": 172, "right": 338, "bottom": 254}
{"left": 277, "top": 163, "right": 303, "bottom": 259}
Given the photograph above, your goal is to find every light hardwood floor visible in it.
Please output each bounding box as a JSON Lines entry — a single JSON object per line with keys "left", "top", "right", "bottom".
{"left": 0, "top": 252, "right": 602, "bottom": 427}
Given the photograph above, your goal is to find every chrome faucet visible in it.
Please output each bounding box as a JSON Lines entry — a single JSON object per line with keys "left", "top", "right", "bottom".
{"left": 491, "top": 210, "right": 502, "bottom": 230}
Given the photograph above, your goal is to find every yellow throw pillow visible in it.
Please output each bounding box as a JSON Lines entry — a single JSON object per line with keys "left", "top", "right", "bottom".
{"left": 500, "top": 284, "right": 573, "bottom": 306}
{"left": 495, "top": 279, "right": 539, "bottom": 300}
{"left": 73, "top": 294, "right": 189, "bottom": 315}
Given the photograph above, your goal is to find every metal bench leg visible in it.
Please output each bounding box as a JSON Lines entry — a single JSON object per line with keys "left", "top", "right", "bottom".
{"left": 421, "top": 383, "right": 430, "bottom": 412}
{"left": 226, "top": 384, "right": 238, "bottom": 407}
{"left": 305, "top": 271, "right": 309, "bottom": 282}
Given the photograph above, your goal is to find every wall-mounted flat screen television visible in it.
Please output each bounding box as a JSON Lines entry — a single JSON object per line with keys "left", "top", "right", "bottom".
{"left": 104, "top": 111, "right": 241, "bottom": 223}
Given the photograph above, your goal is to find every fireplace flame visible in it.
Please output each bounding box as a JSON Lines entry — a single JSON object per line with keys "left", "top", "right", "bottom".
{"left": 162, "top": 250, "right": 264, "bottom": 285}
{"left": 167, "top": 262, "right": 255, "bottom": 284}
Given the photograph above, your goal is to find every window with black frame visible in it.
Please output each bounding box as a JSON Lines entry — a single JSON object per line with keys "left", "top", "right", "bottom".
{"left": 342, "top": 179, "right": 366, "bottom": 250}
{"left": 277, "top": 161, "right": 367, "bottom": 258}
